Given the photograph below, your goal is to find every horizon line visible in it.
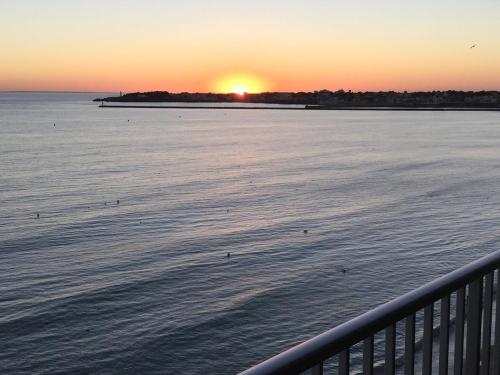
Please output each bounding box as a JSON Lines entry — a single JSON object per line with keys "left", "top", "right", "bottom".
{"left": 4, "top": 89, "right": 500, "bottom": 95}
{"left": 0, "top": 90, "right": 119, "bottom": 94}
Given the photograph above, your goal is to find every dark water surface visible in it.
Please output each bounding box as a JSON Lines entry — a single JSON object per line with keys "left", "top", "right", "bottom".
{"left": 1, "top": 92, "right": 500, "bottom": 374}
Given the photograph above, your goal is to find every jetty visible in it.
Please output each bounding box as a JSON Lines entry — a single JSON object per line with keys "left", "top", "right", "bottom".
{"left": 98, "top": 103, "right": 500, "bottom": 111}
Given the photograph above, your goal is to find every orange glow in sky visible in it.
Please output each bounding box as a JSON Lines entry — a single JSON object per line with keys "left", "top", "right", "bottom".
{"left": 1, "top": 1, "right": 500, "bottom": 92}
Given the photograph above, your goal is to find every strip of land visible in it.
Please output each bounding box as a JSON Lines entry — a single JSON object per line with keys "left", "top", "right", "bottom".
{"left": 99, "top": 104, "right": 500, "bottom": 111}
{"left": 95, "top": 90, "right": 500, "bottom": 110}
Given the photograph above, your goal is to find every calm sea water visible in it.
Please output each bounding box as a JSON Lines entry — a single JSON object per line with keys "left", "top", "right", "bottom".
{"left": 1, "top": 92, "right": 500, "bottom": 374}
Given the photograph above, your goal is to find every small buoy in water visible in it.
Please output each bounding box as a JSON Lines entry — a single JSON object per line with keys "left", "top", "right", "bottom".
{"left": 117, "top": 200, "right": 120, "bottom": 205}
{"left": 227, "top": 252, "right": 231, "bottom": 258}
{"left": 303, "top": 230, "right": 308, "bottom": 234}
{"left": 53, "top": 123, "right": 56, "bottom": 127}
{"left": 36, "top": 213, "right": 40, "bottom": 219}
{"left": 127, "top": 119, "right": 130, "bottom": 122}
{"left": 342, "top": 268, "right": 347, "bottom": 274}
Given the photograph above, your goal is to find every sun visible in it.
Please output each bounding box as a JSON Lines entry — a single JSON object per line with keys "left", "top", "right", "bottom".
{"left": 232, "top": 85, "right": 247, "bottom": 95}
{"left": 212, "top": 74, "right": 270, "bottom": 94}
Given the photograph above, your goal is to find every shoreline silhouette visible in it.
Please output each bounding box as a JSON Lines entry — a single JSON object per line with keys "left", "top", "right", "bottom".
{"left": 94, "top": 90, "right": 500, "bottom": 109}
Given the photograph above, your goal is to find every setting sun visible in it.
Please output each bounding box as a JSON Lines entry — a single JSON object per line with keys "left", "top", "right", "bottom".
{"left": 232, "top": 86, "right": 247, "bottom": 95}
{"left": 212, "top": 74, "right": 271, "bottom": 94}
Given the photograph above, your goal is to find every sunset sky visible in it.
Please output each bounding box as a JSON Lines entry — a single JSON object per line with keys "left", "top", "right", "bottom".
{"left": 2, "top": 0, "right": 500, "bottom": 93}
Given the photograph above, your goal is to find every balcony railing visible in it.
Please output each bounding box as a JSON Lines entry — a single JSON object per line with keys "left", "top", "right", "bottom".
{"left": 240, "top": 250, "right": 500, "bottom": 375}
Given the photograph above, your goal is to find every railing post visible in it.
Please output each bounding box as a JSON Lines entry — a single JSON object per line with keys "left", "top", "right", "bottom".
{"left": 339, "top": 349, "right": 349, "bottom": 375}
{"left": 423, "top": 304, "right": 434, "bottom": 375}
{"left": 493, "top": 269, "right": 500, "bottom": 375}
{"left": 454, "top": 288, "right": 466, "bottom": 375}
{"left": 439, "top": 296, "right": 450, "bottom": 375}
{"left": 311, "top": 362, "right": 323, "bottom": 375}
{"left": 385, "top": 324, "right": 396, "bottom": 375}
{"left": 480, "top": 273, "right": 493, "bottom": 375}
{"left": 465, "top": 279, "right": 483, "bottom": 375}
{"left": 363, "top": 335, "right": 374, "bottom": 375}
{"left": 405, "top": 314, "right": 415, "bottom": 375}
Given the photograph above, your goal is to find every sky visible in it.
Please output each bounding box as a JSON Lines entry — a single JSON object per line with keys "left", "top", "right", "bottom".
{"left": 1, "top": 0, "right": 500, "bottom": 92}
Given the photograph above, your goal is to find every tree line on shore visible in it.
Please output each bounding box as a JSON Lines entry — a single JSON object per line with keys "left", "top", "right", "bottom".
{"left": 95, "top": 90, "right": 500, "bottom": 107}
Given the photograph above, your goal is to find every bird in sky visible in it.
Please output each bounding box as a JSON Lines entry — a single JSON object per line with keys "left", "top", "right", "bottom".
{"left": 470, "top": 44, "right": 477, "bottom": 49}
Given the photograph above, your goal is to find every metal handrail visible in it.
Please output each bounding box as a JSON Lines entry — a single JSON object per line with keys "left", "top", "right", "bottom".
{"left": 240, "top": 250, "right": 500, "bottom": 375}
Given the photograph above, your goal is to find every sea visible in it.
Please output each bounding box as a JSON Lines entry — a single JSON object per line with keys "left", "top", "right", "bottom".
{"left": 1, "top": 92, "right": 500, "bottom": 374}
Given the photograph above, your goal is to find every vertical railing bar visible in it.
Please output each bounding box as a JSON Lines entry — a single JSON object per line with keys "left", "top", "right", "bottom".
{"left": 311, "top": 362, "right": 323, "bottom": 375}
{"left": 405, "top": 314, "right": 416, "bottom": 375}
{"left": 423, "top": 304, "right": 434, "bottom": 375}
{"left": 492, "top": 269, "right": 500, "bottom": 375}
{"left": 439, "top": 295, "right": 450, "bottom": 375}
{"left": 465, "top": 278, "right": 483, "bottom": 375}
{"left": 481, "top": 272, "right": 494, "bottom": 375}
{"left": 386, "top": 324, "right": 396, "bottom": 375}
{"left": 454, "top": 287, "right": 466, "bottom": 375}
{"left": 339, "top": 349, "right": 349, "bottom": 375}
{"left": 363, "top": 335, "right": 374, "bottom": 375}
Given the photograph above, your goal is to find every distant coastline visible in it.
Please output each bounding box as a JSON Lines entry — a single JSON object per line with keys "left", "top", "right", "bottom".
{"left": 94, "top": 90, "right": 500, "bottom": 109}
